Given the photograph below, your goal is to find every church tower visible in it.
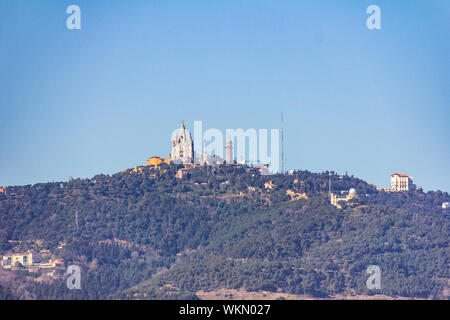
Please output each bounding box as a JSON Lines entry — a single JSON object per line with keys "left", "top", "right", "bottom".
{"left": 170, "top": 120, "right": 194, "bottom": 164}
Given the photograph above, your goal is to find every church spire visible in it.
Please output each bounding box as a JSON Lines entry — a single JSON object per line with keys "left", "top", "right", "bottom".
{"left": 171, "top": 120, "right": 194, "bottom": 164}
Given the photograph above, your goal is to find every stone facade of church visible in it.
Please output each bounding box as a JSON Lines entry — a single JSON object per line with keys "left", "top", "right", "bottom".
{"left": 170, "top": 120, "right": 194, "bottom": 164}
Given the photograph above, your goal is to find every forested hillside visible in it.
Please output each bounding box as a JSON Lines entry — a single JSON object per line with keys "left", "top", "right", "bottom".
{"left": 0, "top": 164, "right": 448, "bottom": 299}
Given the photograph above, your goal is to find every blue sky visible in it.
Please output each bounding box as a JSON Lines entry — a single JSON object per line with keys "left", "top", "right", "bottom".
{"left": 0, "top": 0, "right": 449, "bottom": 192}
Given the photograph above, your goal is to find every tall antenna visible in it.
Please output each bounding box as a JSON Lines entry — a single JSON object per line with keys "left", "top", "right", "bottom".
{"left": 329, "top": 176, "right": 331, "bottom": 199}
{"left": 281, "top": 112, "right": 285, "bottom": 174}
{"left": 285, "top": 151, "right": 287, "bottom": 175}
{"left": 75, "top": 210, "right": 79, "bottom": 230}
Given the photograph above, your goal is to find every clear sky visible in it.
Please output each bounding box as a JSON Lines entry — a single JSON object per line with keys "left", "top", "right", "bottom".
{"left": 0, "top": 1, "right": 449, "bottom": 192}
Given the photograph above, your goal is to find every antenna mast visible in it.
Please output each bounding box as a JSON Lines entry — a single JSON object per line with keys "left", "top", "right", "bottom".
{"left": 281, "top": 112, "right": 285, "bottom": 174}
{"left": 329, "top": 176, "right": 331, "bottom": 199}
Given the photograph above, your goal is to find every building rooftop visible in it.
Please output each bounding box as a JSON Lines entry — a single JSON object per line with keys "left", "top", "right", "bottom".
{"left": 391, "top": 172, "right": 409, "bottom": 177}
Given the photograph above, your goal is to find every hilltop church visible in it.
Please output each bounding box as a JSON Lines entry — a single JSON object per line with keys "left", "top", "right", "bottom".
{"left": 145, "top": 120, "right": 225, "bottom": 168}
{"left": 170, "top": 120, "right": 194, "bottom": 164}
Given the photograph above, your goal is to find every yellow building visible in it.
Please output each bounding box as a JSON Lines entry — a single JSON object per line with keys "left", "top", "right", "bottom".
{"left": 39, "top": 259, "right": 64, "bottom": 269}
{"left": 132, "top": 166, "right": 144, "bottom": 174}
{"left": 286, "top": 189, "right": 309, "bottom": 201}
{"left": 255, "top": 164, "right": 269, "bottom": 175}
{"left": 175, "top": 168, "right": 189, "bottom": 179}
{"left": 146, "top": 156, "right": 171, "bottom": 168}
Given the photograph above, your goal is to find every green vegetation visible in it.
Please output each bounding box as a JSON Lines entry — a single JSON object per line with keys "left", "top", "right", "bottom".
{"left": 0, "top": 164, "right": 448, "bottom": 299}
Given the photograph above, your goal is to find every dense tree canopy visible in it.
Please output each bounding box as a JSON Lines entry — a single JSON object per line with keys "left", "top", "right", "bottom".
{"left": 0, "top": 165, "right": 448, "bottom": 299}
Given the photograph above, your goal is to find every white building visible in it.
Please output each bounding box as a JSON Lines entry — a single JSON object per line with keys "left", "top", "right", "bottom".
{"left": 197, "top": 153, "right": 223, "bottom": 166}
{"left": 377, "top": 172, "right": 416, "bottom": 192}
{"left": 331, "top": 188, "right": 357, "bottom": 209}
{"left": 390, "top": 172, "right": 415, "bottom": 191}
{"left": 442, "top": 202, "right": 449, "bottom": 209}
{"left": 1, "top": 251, "right": 40, "bottom": 268}
{"left": 170, "top": 120, "right": 194, "bottom": 164}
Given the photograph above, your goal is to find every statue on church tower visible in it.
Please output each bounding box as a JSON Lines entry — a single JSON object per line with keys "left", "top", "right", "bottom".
{"left": 170, "top": 120, "right": 194, "bottom": 164}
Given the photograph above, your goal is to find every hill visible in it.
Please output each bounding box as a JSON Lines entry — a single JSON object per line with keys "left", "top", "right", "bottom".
{"left": 0, "top": 164, "right": 448, "bottom": 299}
